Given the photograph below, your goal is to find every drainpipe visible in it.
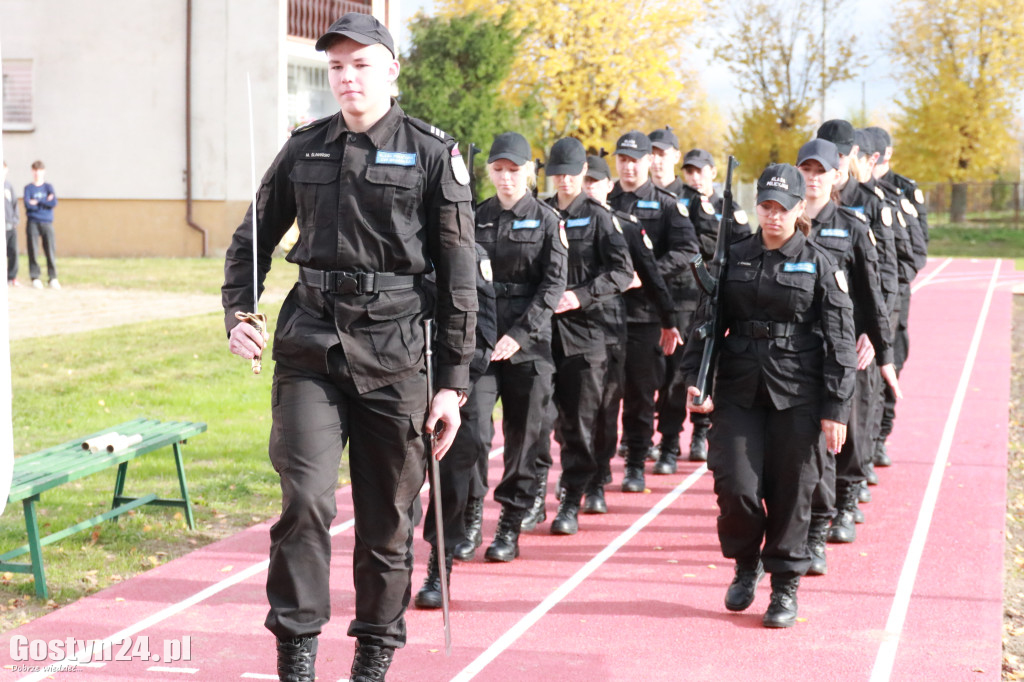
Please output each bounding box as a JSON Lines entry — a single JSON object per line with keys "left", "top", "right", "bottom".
{"left": 185, "top": 0, "right": 209, "bottom": 256}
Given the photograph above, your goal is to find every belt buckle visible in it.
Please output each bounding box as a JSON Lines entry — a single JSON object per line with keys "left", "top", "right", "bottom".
{"left": 751, "top": 321, "right": 771, "bottom": 339}
{"left": 336, "top": 273, "right": 359, "bottom": 295}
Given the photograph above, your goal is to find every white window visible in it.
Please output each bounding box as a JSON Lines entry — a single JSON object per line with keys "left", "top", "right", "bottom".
{"left": 287, "top": 62, "right": 334, "bottom": 131}
{"left": 3, "top": 60, "right": 33, "bottom": 131}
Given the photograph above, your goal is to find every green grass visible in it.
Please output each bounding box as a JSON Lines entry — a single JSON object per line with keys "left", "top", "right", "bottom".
{"left": 928, "top": 225, "right": 1024, "bottom": 259}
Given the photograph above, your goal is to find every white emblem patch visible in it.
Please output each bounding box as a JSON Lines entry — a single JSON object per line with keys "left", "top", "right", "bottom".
{"left": 914, "top": 188, "right": 924, "bottom": 204}
{"left": 612, "top": 216, "right": 623, "bottom": 234}
{"left": 701, "top": 198, "right": 715, "bottom": 215}
{"left": 479, "top": 258, "right": 493, "bottom": 282}
{"left": 559, "top": 223, "right": 569, "bottom": 249}
{"left": 868, "top": 229, "right": 877, "bottom": 246}
{"left": 451, "top": 146, "right": 471, "bottom": 186}
{"left": 897, "top": 212, "right": 907, "bottom": 228}
{"left": 835, "top": 270, "right": 849, "bottom": 293}
{"left": 642, "top": 232, "right": 654, "bottom": 250}
{"left": 881, "top": 206, "right": 893, "bottom": 227}
{"left": 901, "top": 198, "right": 918, "bottom": 217}
{"left": 734, "top": 209, "right": 749, "bottom": 225}
{"left": 874, "top": 186, "right": 886, "bottom": 200}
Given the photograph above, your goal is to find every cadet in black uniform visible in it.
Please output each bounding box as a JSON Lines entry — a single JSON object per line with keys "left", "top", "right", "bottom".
{"left": 473, "top": 132, "right": 568, "bottom": 562}
{"left": 869, "top": 126, "right": 928, "bottom": 468}
{"left": 582, "top": 155, "right": 679, "bottom": 513}
{"left": 795, "top": 139, "right": 900, "bottom": 571}
{"left": 222, "top": 14, "right": 477, "bottom": 682}
{"left": 683, "top": 164, "right": 857, "bottom": 628}
{"left": 540, "top": 137, "right": 633, "bottom": 533}
{"left": 415, "top": 243, "right": 496, "bottom": 607}
{"left": 674, "top": 148, "right": 754, "bottom": 464}
{"left": 608, "top": 131, "right": 697, "bottom": 494}
{"left": 648, "top": 129, "right": 719, "bottom": 474}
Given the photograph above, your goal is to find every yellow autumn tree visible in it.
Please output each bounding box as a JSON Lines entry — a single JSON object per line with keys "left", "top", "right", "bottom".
{"left": 432, "top": 0, "right": 715, "bottom": 158}
{"left": 889, "top": 0, "right": 1024, "bottom": 203}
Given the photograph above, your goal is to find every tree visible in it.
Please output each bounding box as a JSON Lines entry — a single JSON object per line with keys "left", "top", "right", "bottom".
{"left": 398, "top": 11, "right": 537, "bottom": 198}
{"left": 432, "top": 0, "right": 713, "bottom": 159}
{"left": 713, "top": 0, "right": 865, "bottom": 179}
{"left": 888, "top": 0, "right": 1024, "bottom": 222}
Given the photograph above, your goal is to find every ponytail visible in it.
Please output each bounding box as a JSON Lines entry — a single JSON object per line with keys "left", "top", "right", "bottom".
{"left": 795, "top": 214, "right": 812, "bottom": 236}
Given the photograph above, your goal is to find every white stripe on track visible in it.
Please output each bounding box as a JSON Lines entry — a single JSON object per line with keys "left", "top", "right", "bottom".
{"left": 910, "top": 257, "right": 951, "bottom": 294}
{"left": 869, "top": 259, "right": 1002, "bottom": 682}
{"left": 17, "top": 447, "right": 505, "bottom": 682}
{"left": 450, "top": 464, "right": 710, "bottom": 682}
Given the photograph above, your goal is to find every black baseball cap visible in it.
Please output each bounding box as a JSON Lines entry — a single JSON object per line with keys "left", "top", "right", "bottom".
{"left": 817, "top": 119, "right": 855, "bottom": 155}
{"left": 614, "top": 131, "right": 652, "bottom": 159}
{"left": 865, "top": 126, "right": 892, "bottom": 149}
{"left": 488, "top": 132, "right": 531, "bottom": 166}
{"left": 546, "top": 137, "right": 587, "bottom": 175}
{"left": 856, "top": 128, "right": 882, "bottom": 156}
{"left": 756, "top": 164, "right": 806, "bottom": 210}
{"left": 585, "top": 155, "right": 611, "bottom": 181}
{"left": 648, "top": 127, "right": 679, "bottom": 151}
{"left": 797, "top": 139, "right": 840, "bottom": 171}
{"left": 682, "top": 149, "right": 714, "bottom": 169}
{"left": 315, "top": 13, "right": 396, "bottom": 57}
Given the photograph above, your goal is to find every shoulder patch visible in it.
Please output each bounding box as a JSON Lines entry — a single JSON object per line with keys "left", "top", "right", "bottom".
{"left": 407, "top": 116, "right": 452, "bottom": 143}
{"left": 874, "top": 186, "right": 886, "bottom": 200}
{"left": 734, "top": 209, "right": 749, "bottom": 225}
{"left": 880, "top": 206, "right": 893, "bottom": 227}
{"left": 897, "top": 211, "right": 907, "bottom": 228}
{"left": 701, "top": 197, "right": 715, "bottom": 215}
{"left": 868, "top": 229, "right": 877, "bottom": 246}
{"left": 642, "top": 230, "right": 654, "bottom": 250}
{"left": 835, "top": 270, "right": 849, "bottom": 293}
{"left": 559, "top": 222, "right": 569, "bottom": 249}
{"left": 450, "top": 145, "right": 471, "bottom": 185}
{"left": 479, "top": 258, "right": 493, "bottom": 282}
{"left": 611, "top": 215, "right": 623, "bottom": 234}
{"left": 914, "top": 188, "right": 925, "bottom": 204}
{"left": 901, "top": 198, "right": 918, "bottom": 217}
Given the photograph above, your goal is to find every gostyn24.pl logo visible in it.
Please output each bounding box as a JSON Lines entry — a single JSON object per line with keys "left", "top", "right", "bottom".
{"left": 10, "top": 635, "right": 192, "bottom": 664}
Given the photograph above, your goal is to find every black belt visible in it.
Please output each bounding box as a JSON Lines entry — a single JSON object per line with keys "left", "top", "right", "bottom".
{"left": 492, "top": 282, "right": 536, "bottom": 297}
{"left": 729, "top": 320, "right": 815, "bottom": 339}
{"left": 299, "top": 266, "right": 419, "bottom": 295}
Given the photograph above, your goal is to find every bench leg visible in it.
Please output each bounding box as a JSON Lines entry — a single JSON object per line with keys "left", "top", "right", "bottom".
{"left": 173, "top": 443, "right": 196, "bottom": 530}
{"left": 109, "top": 461, "right": 129, "bottom": 523}
{"left": 23, "top": 497, "right": 48, "bottom": 600}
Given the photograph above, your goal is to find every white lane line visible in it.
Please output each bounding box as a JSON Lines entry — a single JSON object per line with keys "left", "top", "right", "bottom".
{"left": 17, "top": 447, "right": 504, "bottom": 682}
{"left": 450, "top": 464, "right": 710, "bottom": 682}
{"left": 240, "top": 673, "right": 279, "bottom": 679}
{"left": 910, "top": 257, "right": 951, "bottom": 294}
{"left": 146, "top": 666, "right": 199, "bottom": 674}
{"left": 869, "top": 259, "right": 1002, "bottom": 682}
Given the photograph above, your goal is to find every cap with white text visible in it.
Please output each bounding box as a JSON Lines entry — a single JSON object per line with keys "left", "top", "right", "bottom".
{"left": 756, "top": 164, "right": 806, "bottom": 211}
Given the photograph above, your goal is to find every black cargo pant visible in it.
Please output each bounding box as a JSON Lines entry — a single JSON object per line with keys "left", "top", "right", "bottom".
{"left": 551, "top": 341, "right": 607, "bottom": 496}
{"left": 423, "top": 358, "right": 493, "bottom": 549}
{"left": 709, "top": 390, "right": 822, "bottom": 576}
{"left": 621, "top": 322, "right": 665, "bottom": 461}
{"left": 878, "top": 283, "right": 911, "bottom": 443}
{"left": 26, "top": 220, "right": 57, "bottom": 282}
{"left": 265, "top": 347, "right": 428, "bottom": 649}
{"left": 6, "top": 226, "right": 17, "bottom": 281}
{"left": 657, "top": 310, "right": 701, "bottom": 452}
{"left": 474, "top": 358, "right": 553, "bottom": 513}
{"left": 594, "top": 342, "right": 625, "bottom": 485}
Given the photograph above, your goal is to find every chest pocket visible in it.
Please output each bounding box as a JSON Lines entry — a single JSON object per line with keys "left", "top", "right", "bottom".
{"left": 508, "top": 220, "right": 545, "bottom": 243}
{"left": 475, "top": 223, "right": 498, "bottom": 245}
{"left": 289, "top": 162, "right": 339, "bottom": 230}
{"left": 775, "top": 270, "right": 816, "bottom": 313}
{"left": 365, "top": 164, "right": 423, "bottom": 234}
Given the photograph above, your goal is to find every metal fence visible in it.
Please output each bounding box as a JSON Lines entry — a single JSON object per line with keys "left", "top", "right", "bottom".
{"left": 288, "top": 0, "right": 372, "bottom": 42}
{"left": 918, "top": 182, "right": 1023, "bottom": 228}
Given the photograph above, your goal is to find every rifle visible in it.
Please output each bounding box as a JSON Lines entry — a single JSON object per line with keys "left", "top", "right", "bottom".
{"left": 467, "top": 143, "right": 481, "bottom": 208}
{"left": 688, "top": 155, "right": 739, "bottom": 406}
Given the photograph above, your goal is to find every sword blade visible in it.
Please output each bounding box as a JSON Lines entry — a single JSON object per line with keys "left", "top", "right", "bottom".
{"left": 246, "top": 72, "right": 259, "bottom": 315}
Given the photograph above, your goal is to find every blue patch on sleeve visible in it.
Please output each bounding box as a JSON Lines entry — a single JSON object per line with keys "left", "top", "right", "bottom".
{"left": 374, "top": 150, "right": 417, "bottom": 166}
{"left": 783, "top": 262, "right": 817, "bottom": 274}
{"left": 636, "top": 200, "right": 661, "bottom": 210}
{"left": 847, "top": 205, "right": 865, "bottom": 215}
{"left": 565, "top": 217, "right": 591, "bottom": 228}
{"left": 715, "top": 213, "right": 723, "bottom": 221}
{"left": 677, "top": 198, "right": 691, "bottom": 209}
{"left": 819, "top": 228, "right": 849, "bottom": 238}
{"left": 512, "top": 219, "right": 541, "bottom": 229}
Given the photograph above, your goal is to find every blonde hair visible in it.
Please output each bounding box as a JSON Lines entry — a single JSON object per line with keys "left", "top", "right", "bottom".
{"left": 486, "top": 159, "right": 537, "bottom": 189}
{"left": 848, "top": 152, "right": 870, "bottom": 184}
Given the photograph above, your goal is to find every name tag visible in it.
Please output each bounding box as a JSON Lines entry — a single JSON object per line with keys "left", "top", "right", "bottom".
{"left": 819, "top": 228, "right": 849, "bottom": 238}
{"left": 566, "top": 217, "right": 591, "bottom": 228}
{"left": 513, "top": 219, "right": 541, "bottom": 229}
{"left": 374, "top": 150, "right": 417, "bottom": 166}
{"left": 636, "top": 200, "right": 660, "bottom": 210}
{"left": 783, "top": 262, "right": 817, "bottom": 274}
{"left": 303, "top": 150, "right": 340, "bottom": 161}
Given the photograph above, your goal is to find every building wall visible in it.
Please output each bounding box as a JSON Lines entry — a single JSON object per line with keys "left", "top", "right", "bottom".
{"left": 1, "top": 0, "right": 288, "bottom": 257}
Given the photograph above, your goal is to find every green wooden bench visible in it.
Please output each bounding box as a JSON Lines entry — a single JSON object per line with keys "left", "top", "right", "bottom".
{"left": 1, "top": 418, "right": 207, "bottom": 598}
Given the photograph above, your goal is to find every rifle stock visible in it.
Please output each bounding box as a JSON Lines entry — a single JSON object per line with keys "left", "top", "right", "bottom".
{"left": 688, "top": 155, "right": 739, "bottom": 406}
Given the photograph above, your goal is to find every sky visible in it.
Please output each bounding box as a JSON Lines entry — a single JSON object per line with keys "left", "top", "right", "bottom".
{"left": 397, "top": 0, "right": 902, "bottom": 128}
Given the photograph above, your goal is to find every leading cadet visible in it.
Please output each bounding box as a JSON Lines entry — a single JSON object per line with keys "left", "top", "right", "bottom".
{"left": 222, "top": 14, "right": 477, "bottom": 682}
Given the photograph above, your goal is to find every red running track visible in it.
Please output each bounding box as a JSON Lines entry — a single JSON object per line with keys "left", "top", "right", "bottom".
{"left": 0, "top": 257, "right": 1017, "bottom": 682}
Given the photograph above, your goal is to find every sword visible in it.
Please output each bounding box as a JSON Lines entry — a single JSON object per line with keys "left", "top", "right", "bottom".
{"left": 236, "top": 72, "right": 267, "bottom": 374}
{"left": 423, "top": 318, "right": 452, "bottom": 655}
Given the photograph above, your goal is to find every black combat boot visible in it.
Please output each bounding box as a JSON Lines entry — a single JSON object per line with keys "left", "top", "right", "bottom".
{"left": 724, "top": 557, "right": 764, "bottom": 612}
{"left": 582, "top": 483, "right": 607, "bottom": 514}
{"left": 484, "top": 506, "right": 523, "bottom": 562}
{"left": 827, "top": 482, "right": 858, "bottom": 543}
{"left": 653, "top": 439, "right": 680, "bottom": 475}
{"left": 350, "top": 640, "right": 394, "bottom": 682}
{"left": 621, "top": 451, "right": 646, "bottom": 493}
{"left": 551, "top": 491, "right": 582, "bottom": 535}
{"left": 520, "top": 472, "right": 548, "bottom": 532}
{"left": 414, "top": 544, "right": 453, "bottom": 610}
{"left": 865, "top": 460, "right": 879, "bottom": 485}
{"left": 873, "top": 439, "right": 891, "bottom": 467}
{"left": 453, "top": 497, "right": 483, "bottom": 561}
{"left": 276, "top": 635, "right": 317, "bottom": 682}
{"left": 688, "top": 423, "right": 709, "bottom": 462}
{"left": 806, "top": 516, "right": 830, "bottom": 576}
{"left": 858, "top": 480, "right": 872, "bottom": 503}
{"left": 763, "top": 572, "right": 800, "bottom": 628}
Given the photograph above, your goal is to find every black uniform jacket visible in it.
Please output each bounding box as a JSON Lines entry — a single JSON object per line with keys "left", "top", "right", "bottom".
{"left": 710, "top": 192, "right": 755, "bottom": 245}
{"left": 873, "top": 176, "right": 927, "bottom": 280}
{"left": 809, "top": 202, "right": 894, "bottom": 366}
{"left": 681, "top": 230, "right": 857, "bottom": 423}
{"left": 665, "top": 177, "right": 720, "bottom": 259}
{"left": 608, "top": 180, "right": 698, "bottom": 322}
{"left": 883, "top": 169, "right": 929, "bottom": 269}
{"left": 545, "top": 193, "right": 634, "bottom": 356}
{"left": 222, "top": 102, "right": 478, "bottom": 394}
{"left": 839, "top": 178, "right": 899, "bottom": 303}
{"left": 474, "top": 193, "right": 568, "bottom": 365}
